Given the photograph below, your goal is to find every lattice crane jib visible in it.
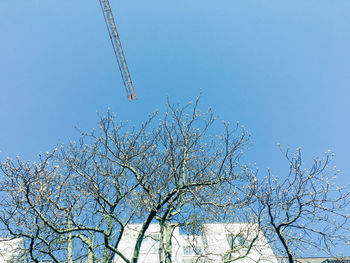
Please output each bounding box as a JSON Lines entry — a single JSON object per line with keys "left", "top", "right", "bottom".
{"left": 99, "top": 0, "right": 136, "bottom": 101}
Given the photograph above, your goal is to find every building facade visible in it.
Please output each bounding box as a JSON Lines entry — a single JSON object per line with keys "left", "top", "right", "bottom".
{"left": 115, "top": 223, "right": 278, "bottom": 263}
{"left": 0, "top": 238, "right": 26, "bottom": 263}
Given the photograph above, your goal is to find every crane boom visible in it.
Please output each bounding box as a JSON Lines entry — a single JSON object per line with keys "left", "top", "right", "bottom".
{"left": 99, "top": 0, "right": 136, "bottom": 101}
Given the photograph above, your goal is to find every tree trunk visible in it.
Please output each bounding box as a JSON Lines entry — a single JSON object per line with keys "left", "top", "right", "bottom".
{"left": 132, "top": 209, "right": 157, "bottom": 263}
{"left": 159, "top": 222, "right": 165, "bottom": 263}
{"left": 87, "top": 234, "right": 95, "bottom": 263}
{"left": 165, "top": 222, "right": 174, "bottom": 263}
{"left": 67, "top": 216, "right": 73, "bottom": 263}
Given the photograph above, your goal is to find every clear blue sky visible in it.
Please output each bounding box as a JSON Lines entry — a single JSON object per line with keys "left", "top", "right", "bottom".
{"left": 0, "top": 0, "right": 349, "bottom": 255}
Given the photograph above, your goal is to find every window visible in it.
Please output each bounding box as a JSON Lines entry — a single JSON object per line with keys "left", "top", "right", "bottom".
{"left": 183, "top": 245, "right": 203, "bottom": 256}
{"left": 227, "top": 234, "right": 235, "bottom": 249}
{"left": 183, "top": 246, "right": 193, "bottom": 255}
{"left": 236, "top": 235, "right": 246, "bottom": 246}
{"left": 150, "top": 233, "right": 160, "bottom": 241}
{"left": 226, "top": 234, "right": 247, "bottom": 249}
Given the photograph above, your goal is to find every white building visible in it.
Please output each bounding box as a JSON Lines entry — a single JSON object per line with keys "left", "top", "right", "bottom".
{"left": 0, "top": 238, "right": 26, "bottom": 263}
{"left": 115, "top": 223, "right": 278, "bottom": 263}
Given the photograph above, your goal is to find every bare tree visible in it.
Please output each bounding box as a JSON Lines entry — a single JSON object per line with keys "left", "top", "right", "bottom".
{"left": 0, "top": 150, "right": 100, "bottom": 263}
{"left": 255, "top": 147, "right": 350, "bottom": 262}
{"left": 3, "top": 99, "right": 348, "bottom": 263}
{"left": 0, "top": 97, "right": 252, "bottom": 263}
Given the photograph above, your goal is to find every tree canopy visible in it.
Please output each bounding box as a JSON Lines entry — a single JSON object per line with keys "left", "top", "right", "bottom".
{"left": 0, "top": 98, "right": 349, "bottom": 263}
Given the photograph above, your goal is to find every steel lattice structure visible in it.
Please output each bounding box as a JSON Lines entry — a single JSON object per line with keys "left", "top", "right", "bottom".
{"left": 99, "top": 0, "right": 136, "bottom": 101}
